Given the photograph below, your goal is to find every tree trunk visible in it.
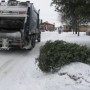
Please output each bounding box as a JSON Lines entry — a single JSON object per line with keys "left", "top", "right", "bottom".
{"left": 75, "top": 28, "right": 77, "bottom": 34}
{"left": 75, "top": 20, "right": 77, "bottom": 34}
{"left": 73, "top": 29, "right": 74, "bottom": 34}
{"left": 77, "top": 24, "right": 79, "bottom": 36}
{"left": 77, "top": 27, "right": 79, "bottom": 36}
{"left": 72, "top": 17, "right": 77, "bottom": 34}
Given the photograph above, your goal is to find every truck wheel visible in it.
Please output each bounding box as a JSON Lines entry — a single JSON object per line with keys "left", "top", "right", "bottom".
{"left": 37, "top": 34, "right": 41, "bottom": 42}
{"left": 31, "top": 36, "right": 35, "bottom": 48}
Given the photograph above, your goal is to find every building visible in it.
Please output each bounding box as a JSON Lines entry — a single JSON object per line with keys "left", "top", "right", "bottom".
{"left": 63, "top": 25, "right": 90, "bottom": 32}
{"left": 40, "top": 22, "right": 55, "bottom": 32}
{"left": 63, "top": 25, "right": 71, "bottom": 32}
{"left": 79, "top": 25, "right": 90, "bottom": 32}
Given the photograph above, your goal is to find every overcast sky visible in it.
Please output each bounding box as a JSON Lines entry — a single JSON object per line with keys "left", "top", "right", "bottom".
{"left": 21, "top": 0, "right": 61, "bottom": 26}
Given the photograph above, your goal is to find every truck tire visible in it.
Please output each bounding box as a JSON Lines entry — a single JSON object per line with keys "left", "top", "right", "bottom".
{"left": 37, "top": 34, "right": 41, "bottom": 42}
{"left": 31, "top": 35, "right": 36, "bottom": 48}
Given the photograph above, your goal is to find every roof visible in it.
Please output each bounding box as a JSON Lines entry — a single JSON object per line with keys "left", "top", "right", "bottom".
{"left": 40, "top": 22, "right": 55, "bottom": 26}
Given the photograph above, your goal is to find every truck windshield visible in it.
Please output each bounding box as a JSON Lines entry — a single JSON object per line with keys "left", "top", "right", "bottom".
{"left": 0, "top": 17, "right": 25, "bottom": 31}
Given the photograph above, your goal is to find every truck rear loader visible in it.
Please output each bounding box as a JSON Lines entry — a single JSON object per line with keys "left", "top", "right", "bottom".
{"left": 0, "top": 0, "right": 41, "bottom": 50}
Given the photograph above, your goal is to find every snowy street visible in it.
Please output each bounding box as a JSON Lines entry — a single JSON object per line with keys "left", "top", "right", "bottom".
{"left": 0, "top": 31, "right": 90, "bottom": 90}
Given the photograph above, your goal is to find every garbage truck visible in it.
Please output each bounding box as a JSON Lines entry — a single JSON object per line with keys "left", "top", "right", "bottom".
{"left": 0, "top": 0, "right": 41, "bottom": 50}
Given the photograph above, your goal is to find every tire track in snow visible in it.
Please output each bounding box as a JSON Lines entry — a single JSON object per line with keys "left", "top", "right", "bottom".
{"left": 0, "top": 50, "right": 29, "bottom": 81}
{"left": 0, "top": 42, "right": 43, "bottom": 82}
{"left": 0, "top": 58, "right": 22, "bottom": 81}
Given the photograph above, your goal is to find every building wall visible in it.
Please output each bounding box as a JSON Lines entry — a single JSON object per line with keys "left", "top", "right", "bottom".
{"left": 63, "top": 25, "right": 71, "bottom": 32}
{"left": 40, "top": 22, "right": 55, "bottom": 32}
{"left": 63, "top": 25, "right": 90, "bottom": 32}
{"left": 79, "top": 25, "right": 90, "bottom": 32}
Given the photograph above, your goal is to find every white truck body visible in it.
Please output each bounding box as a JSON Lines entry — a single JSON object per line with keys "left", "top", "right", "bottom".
{"left": 0, "top": 0, "right": 41, "bottom": 50}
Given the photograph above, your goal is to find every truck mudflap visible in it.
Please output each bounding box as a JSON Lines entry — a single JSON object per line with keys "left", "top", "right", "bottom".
{"left": 23, "top": 44, "right": 32, "bottom": 50}
{"left": 23, "top": 41, "right": 32, "bottom": 50}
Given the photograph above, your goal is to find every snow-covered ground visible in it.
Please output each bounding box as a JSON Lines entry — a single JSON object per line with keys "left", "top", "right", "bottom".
{"left": 42, "top": 31, "right": 90, "bottom": 47}
{"left": 0, "top": 31, "right": 90, "bottom": 90}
